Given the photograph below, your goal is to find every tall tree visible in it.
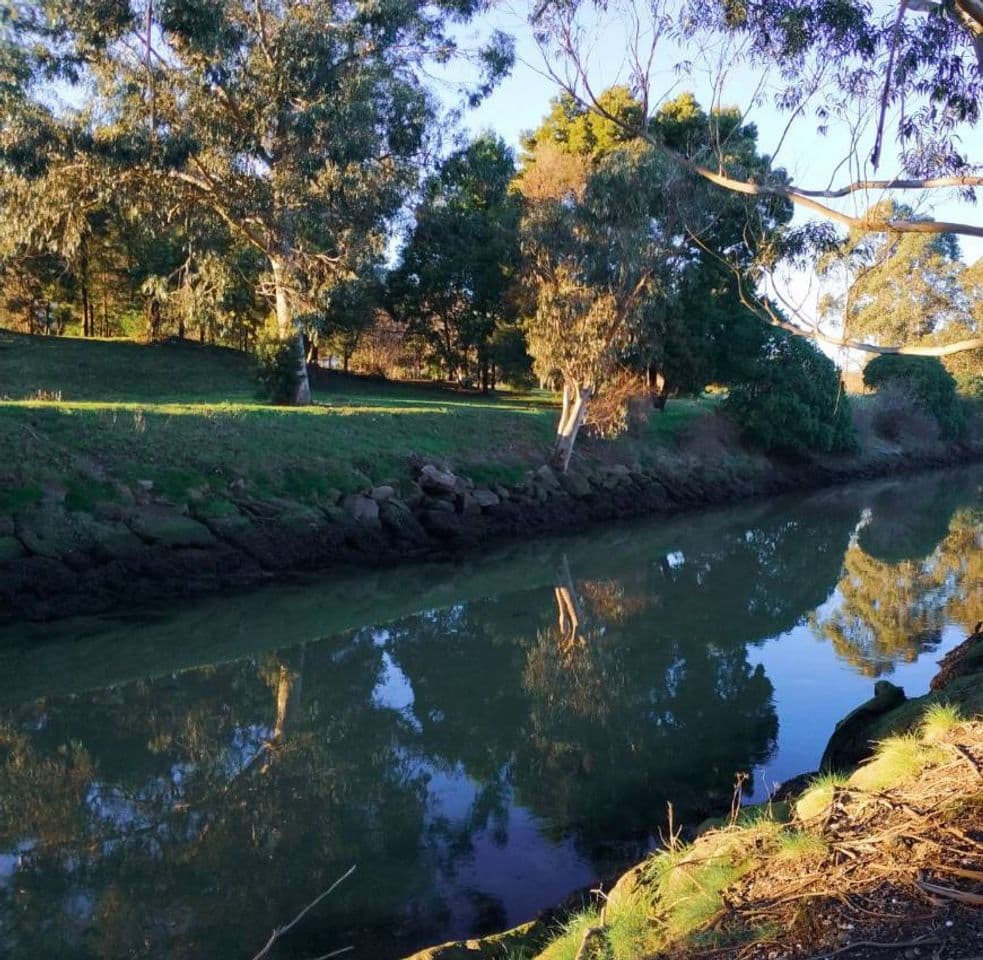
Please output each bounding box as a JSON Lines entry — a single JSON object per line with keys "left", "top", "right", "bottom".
{"left": 818, "top": 202, "right": 964, "bottom": 346}
{"left": 3, "top": 0, "right": 513, "bottom": 402}
{"left": 389, "top": 134, "right": 522, "bottom": 388}
{"left": 530, "top": 0, "right": 983, "bottom": 359}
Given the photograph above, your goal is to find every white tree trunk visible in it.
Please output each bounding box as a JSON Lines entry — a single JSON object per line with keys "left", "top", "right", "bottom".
{"left": 552, "top": 381, "right": 592, "bottom": 473}
{"left": 270, "top": 254, "right": 312, "bottom": 406}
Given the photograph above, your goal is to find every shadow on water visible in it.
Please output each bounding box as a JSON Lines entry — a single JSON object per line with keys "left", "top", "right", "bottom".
{"left": 0, "top": 466, "right": 979, "bottom": 959}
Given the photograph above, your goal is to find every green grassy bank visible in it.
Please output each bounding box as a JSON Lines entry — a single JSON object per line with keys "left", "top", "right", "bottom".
{"left": 0, "top": 330, "right": 719, "bottom": 508}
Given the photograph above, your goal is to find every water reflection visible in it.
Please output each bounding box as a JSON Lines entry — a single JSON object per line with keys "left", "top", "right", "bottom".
{"left": 0, "top": 467, "right": 978, "bottom": 960}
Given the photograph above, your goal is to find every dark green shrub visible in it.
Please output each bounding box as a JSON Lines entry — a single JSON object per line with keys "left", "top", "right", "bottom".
{"left": 723, "top": 331, "right": 856, "bottom": 456}
{"left": 862, "top": 354, "right": 965, "bottom": 438}
{"left": 256, "top": 333, "right": 303, "bottom": 404}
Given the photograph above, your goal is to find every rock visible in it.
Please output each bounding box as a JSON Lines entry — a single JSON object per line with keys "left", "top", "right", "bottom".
{"left": 535, "top": 464, "right": 560, "bottom": 489}
{"left": 931, "top": 624, "right": 983, "bottom": 691}
{"left": 341, "top": 494, "right": 380, "bottom": 524}
{"left": 380, "top": 500, "right": 427, "bottom": 543}
{"left": 396, "top": 478, "right": 424, "bottom": 506}
{"left": 558, "top": 470, "right": 593, "bottom": 499}
{"left": 421, "top": 510, "right": 462, "bottom": 540}
{"left": 127, "top": 508, "right": 216, "bottom": 548}
{"left": 456, "top": 492, "right": 481, "bottom": 516}
{"left": 0, "top": 516, "right": 14, "bottom": 537}
{"left": 423, "top": 496, "right": 455, "bottom": 513}
{"left": 493, "top": 485, "right": 510, "bottom": 500}
{"left": 402, "top": 920, "right": 544, "bottom": 960}
{"left": 820, "top": 680, "right": 906, "bottom": 772}
{"left": 471, "top": 488, "right": 500, "bottom": 509}
{"left": 419, "top": 464, "right": 459, "bottom": 495}
{"left": 136, "top": 479, "right": 154, "bottom": 492}
{"left": 0, "top": 536, "right": 25, "bottom": 563}
{"left": 370, "top": 485, "right": 396, "bottom": 502}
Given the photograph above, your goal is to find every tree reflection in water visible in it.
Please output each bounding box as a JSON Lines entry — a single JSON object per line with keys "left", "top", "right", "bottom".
{"left": 0, "top": 468, "right": 978, "bottom": 960}
{"left": 811, "top": 474, "right": 982, "bottom": 676}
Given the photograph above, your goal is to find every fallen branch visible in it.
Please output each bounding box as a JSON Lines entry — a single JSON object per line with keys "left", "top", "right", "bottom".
{"left": 811, "top": 935, "right": 940, "bottom": 959}
{"left": 915, "top": 879, "right": 983, "bottom": 906}
{"left": 251, "top": 864, "right": 357, "bottom": 960}
{"left": 945, "top": 743, "right": 983, "bottom": 780}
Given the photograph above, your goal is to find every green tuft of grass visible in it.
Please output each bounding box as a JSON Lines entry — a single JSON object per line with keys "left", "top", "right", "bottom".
{"left": 536, "top": 908, "right": 602, "bottom": 960}
{"left": 774, "top": 829, "right": 828, "bottom": 861}
{"left": 848, "top": 734, "right": 946, "bottom": 793}
{"left": 918, "top": 702, "right": 963, "bottom": 743}
{"left": 795, "top": 771, "right": 849, "bottom": 822}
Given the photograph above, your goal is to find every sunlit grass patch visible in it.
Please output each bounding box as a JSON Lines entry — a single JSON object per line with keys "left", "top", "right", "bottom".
{"left": 795, "top": 772, "right": 849, "bottom": 822}
{"left": 774, "top": 829, "right": 828, "bottom": 862}
{"left": 535, "top": 907, "right": 602, "bottom": 960}
{"left": 918, "top": 702, "right": 963, "bottom": 742}
{"left": 848, "top": 734, "right": 946, "bottom": 793}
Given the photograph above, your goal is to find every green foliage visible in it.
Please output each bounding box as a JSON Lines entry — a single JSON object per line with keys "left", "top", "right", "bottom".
{"left": 863, "top": 354, "right": 965, "bottom": 438}
{"left": 390, "top": 134, "right": 522, "bottom": 385}
{"left": 255, "top": 335, "right": 304, "bottom": 406}
{"left": 724, "top": 331, "right": 856, "bottom": 455}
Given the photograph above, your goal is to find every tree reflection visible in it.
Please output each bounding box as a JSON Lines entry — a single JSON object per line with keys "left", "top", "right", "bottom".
{"left": 0, "top": 471, "right": 977, "bottom": 959}
{"left": 812, "top": 495, "right": 980, "bottom": 676}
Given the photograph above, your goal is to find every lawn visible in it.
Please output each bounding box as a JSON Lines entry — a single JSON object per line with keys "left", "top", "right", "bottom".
{"left": 0, "top": 330, "right": 717, "bottom": 508}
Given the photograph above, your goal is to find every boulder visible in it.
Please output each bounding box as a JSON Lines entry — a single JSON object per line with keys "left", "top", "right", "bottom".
{"left": 370, "top": 485, "right": 396, "bottom": 502}
{"left": 342, "top": 494, "right": 380, "bottom": 524}
{"left": 419, "top": 464, "right": 459, "bottom": 495}
{"left": 558, "top": 470, "right": 593, "bottom": 499}
{"left": 0, "top": 536, "right": 25, "bottom": 563}
{"left": 820, "top": 680, "right": 906, "bottom": 772}
{"left": 380, "top": 500, "right": 427, "bottom": 543}
{"left": 128, "top": 508, "right": 217, "bottom": 548}
{"left": 471, "top": 488, "right": 500, "bottom": 509}
{"left": 535, "top": 464, "right": 560, "bottom": 489}
{"left": 396, "top": 478, "right": 425, "bottom": 506}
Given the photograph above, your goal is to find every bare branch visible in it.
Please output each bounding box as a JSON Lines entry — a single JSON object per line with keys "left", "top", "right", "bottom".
{"left": 250, "top": 864, "right": 357, "bottom": 960}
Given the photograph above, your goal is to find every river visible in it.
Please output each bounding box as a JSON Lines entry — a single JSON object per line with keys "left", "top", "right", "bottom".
{"left": 0, "top": 465, "right": 979, "bottom": 960}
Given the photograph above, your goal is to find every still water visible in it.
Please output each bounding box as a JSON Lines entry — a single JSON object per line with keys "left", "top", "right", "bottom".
{"left": 0, "top": 467, "right": 979, "bottom": 960}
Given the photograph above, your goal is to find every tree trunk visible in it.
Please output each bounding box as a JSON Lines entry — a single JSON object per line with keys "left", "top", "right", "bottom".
{"left": 270, "top": 254, "right": 312, "bottom": 406}
{"left": 651, "top": 370, "right": 670, "bottom": 410}
{"left": 552, "top": 380, "right": 592, "bottom": 473}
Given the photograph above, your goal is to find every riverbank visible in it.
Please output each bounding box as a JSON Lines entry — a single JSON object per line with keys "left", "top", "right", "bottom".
{"left": 0, "top": 434, "right": 979, "bottom": 621}
{"left": 402, "top": 629, "right": 983, "bottom": 960}
{"left": 1, "top": 331, "right": 981, "bottom": 620}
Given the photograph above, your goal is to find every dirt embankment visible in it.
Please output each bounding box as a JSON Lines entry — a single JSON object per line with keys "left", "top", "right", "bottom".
{"left": 0, "top": 440, "right": 980, "bottom": 622}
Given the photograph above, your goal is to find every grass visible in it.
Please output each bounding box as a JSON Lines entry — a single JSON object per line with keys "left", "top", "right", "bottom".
{"left": 0, "top": 330, "right": 720, "bottom": 511}
{"left": 521, "top": 704, "right": 974, "bottom": 960}
{"left": 794, "top": 771, "right": 850, "bottom": 822}
{"left": 848, "top": 733, "right": 947, "bottom": 792}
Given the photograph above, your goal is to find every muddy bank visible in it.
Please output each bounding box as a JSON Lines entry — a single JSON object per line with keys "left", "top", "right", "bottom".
{"left": 1, "top": 440, "right": 980, "bottom": 622}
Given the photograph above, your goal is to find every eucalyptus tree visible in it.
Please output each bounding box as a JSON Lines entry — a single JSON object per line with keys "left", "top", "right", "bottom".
{"left": 529, "top": 0, "right": 983, "bottom": 359}
{"left": 2, "top": 0, "right": 513, "bottom": 403}
{"left": 518, "top": 90, "right": 790, "bottom": 468}
{"left": 818, "top": 201, "right": 964, "bottom": 347}
{"left": 389, "top": 133, "right": 522, "bottom": 388}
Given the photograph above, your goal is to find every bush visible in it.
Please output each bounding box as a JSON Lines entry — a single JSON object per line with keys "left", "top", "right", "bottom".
{"left": 954, "top": 370, "right": 983, "bottom": 401}
{"left": 256, "top": 333, "right": 303, "bottom": 404}
{"left": 862, "top": 354, "right": 965, "bottom": 438}
{"left": 723, "top": 331, "right": 856, "bottom": 456}
{"left": 854, "top": 380, "right": 940, "bottom": 448}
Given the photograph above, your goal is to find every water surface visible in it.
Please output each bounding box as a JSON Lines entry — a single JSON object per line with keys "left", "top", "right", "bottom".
{"left": 0, "top": 466, "right": 979, "bottom": 959}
